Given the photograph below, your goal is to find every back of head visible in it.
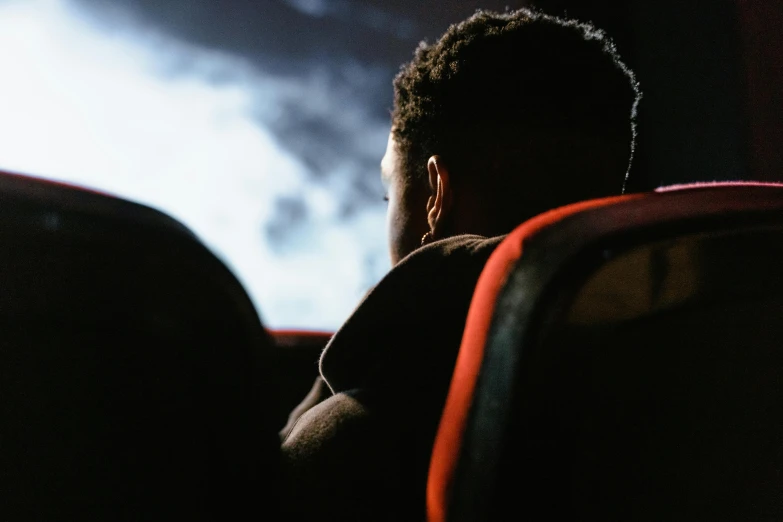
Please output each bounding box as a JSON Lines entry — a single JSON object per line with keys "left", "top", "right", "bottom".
{"left": 392, "top": 8, "right": 641, "bottom": 233}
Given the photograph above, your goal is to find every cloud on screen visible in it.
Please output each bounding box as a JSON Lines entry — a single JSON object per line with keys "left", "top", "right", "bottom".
{"left": 281, "top": 0, "right": 418, "bottom": 39}
{"left": 0, "top": 0, "right": 391, "bottom": 329}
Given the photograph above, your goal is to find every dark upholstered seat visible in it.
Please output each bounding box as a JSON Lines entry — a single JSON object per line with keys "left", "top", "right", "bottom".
{"left": 429, "top": 182, "right": 783, "bottom": 522}
{"left": 0, "top": 171, "right": 283, "bottom": 521}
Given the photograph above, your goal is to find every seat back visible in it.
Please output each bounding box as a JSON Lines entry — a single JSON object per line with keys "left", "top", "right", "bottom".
{"left": 0, "top": 172, "right": 283, "bottom": 520}
{"left": 429, "top": 182, "right": 783, "bottom": 522}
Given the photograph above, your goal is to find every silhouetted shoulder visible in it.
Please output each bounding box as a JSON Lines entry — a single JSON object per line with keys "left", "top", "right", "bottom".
{"left": 319, "top": 234, "right": 504, "bottom": 394}
{"left": 283, "top": 234, "right": 504, "bottom": 521}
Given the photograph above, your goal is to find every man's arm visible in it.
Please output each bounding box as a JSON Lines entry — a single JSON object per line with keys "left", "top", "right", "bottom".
{"left": 279, "top": 376, "right": 332, "bottom": 440}
{"left": 281, "top": 390, "right": 424, "bottom": 522}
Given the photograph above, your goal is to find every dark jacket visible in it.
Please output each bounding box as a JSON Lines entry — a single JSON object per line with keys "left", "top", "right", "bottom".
{"left": 281, "top": 234, "right": 503, "bottom": 522}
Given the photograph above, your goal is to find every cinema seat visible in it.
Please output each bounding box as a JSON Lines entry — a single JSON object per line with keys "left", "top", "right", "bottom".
{"left": 428, "top": 182, "right": 783, "bottom": 522}
{"left": 0, "top": 172, "right": 284, "bottom": 521}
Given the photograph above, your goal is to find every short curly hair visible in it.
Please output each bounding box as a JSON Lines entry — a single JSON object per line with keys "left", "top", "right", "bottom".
{"left": 392, "top": 8, "right": 641, "bottom": 219}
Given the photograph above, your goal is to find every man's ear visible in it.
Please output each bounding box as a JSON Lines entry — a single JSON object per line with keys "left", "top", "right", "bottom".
{"left": 426, "top": 155, "right": 452, "bottom": 239}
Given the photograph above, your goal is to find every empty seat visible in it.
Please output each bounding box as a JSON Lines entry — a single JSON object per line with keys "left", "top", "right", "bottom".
{"left": 429, "top": 182, "right": 783, "bottom": 522}
{"left": 0, "top": 172, "right": 284, "bottom": 520}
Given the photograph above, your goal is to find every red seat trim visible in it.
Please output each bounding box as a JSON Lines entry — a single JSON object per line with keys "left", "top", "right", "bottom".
{"left": 655, "top": 180, "right": 783, "bottom": 191}
{"left": 268, "top": 329, "right": 333, "bottom": 348}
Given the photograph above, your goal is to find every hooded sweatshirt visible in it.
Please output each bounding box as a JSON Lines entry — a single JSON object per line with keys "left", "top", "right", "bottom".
{"left": 281, "top": 234, "right": 503, "bottom": 522}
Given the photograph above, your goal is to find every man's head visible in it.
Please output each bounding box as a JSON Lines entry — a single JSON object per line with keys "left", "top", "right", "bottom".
{"left": 382, "top": 8, "right": 641, "bottom": 264}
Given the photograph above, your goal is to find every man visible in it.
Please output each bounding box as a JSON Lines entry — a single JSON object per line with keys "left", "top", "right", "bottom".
{"left": 281, "top": 8, "right": 640, "bottom": 521}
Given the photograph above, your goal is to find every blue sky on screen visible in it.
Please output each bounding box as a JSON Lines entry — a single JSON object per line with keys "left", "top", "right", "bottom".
{"left": 0, "top": 0, "right": 391, "bottom": 329}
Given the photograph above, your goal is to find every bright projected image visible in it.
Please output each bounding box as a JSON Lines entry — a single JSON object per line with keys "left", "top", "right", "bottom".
{"left": 0, "top": 0, "right": 397, "bottom": 329}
